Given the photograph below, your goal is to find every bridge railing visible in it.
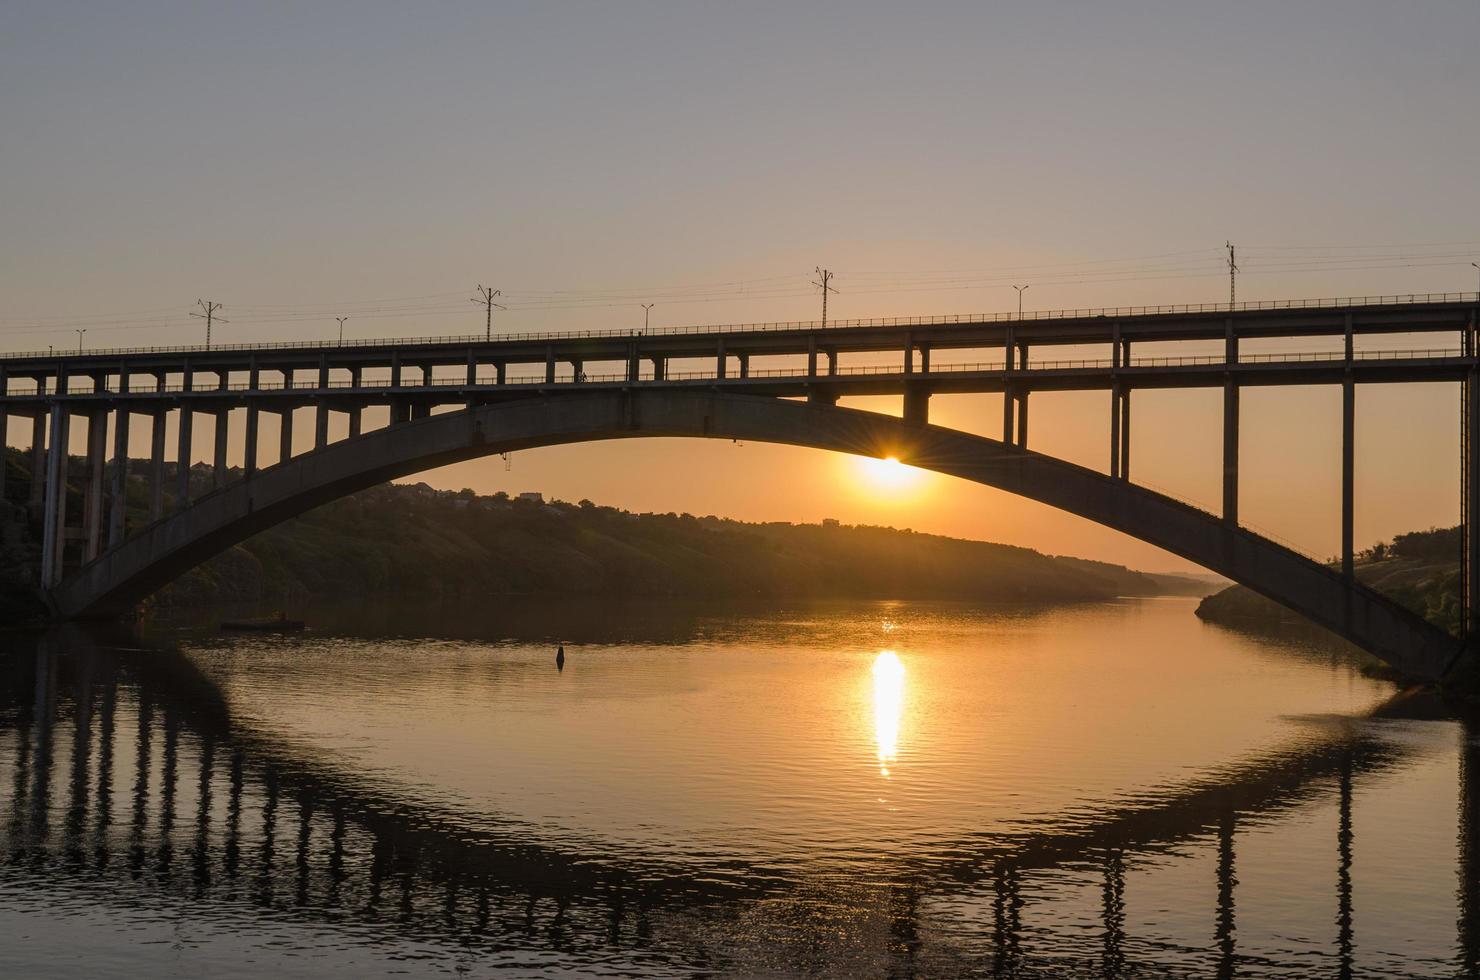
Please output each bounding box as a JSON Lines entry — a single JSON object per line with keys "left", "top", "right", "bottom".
{"left": 0, "top": 348, "right": 1466, "bottom": 396}
{"left": 3, "top": 292, "right": 1476, "bottom": 362}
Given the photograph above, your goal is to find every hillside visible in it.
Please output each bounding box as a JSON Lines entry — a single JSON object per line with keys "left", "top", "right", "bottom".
{"left": 1, "top": 447, "right": 1209, "bottom": 620}
{"left": 1195, "top": 526, "right": 1461, "bottom": 637}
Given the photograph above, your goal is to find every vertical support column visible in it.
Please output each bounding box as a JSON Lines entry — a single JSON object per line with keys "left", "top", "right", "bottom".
{"left": 1222, "top": 319, "right": 1239, "bottom": 526}
{"left": 315, "top": 402, "right": 329, "bottom": 449}
{"left": 466, "top": 349, "right": 476, "bottom": 385}
{"left": 571, "top": 358, "right": 584, "bottom": 382}
{"left": 715, "top": 340, "right": 727, "bottom": 380}
{"left": 1467, "top": 310, "right": 1480, "bottom": 640}
{"left": 545, "top": 346, "right": 556, "bottom": 384}
{"left": 903, "top": 387, "right": 929, "bottom": 426}
{"left": 1342, "top": 315, "right": 1355, "bottom": 579}
{"left": 40, "top": 403, "right": 69, "bottom": 587}
{"left": 149, "top": 409, "right": 166, "bottom": 522}
{"left": 108, "top": 408, "right": 130, "bottom": 548}
{"left": 625, "top": 343, "right": 638, "bottom": 383}
{"left": 919, "top": 345, "right": 931, "bottom": 373}
{"left": 738, "top": 353, "right": 750, "bottom": 379}
{"left": 83, "top": 410, "right": 106, "bottom": 562}
{"left": 1002, "top": 326, "right": 1015, "bottom": 446}
{"left": 348, "top": 367, "right": 362, "bottom": 437}
{"left": 213, "top": 411, "right": 229, "bottom": 488}
{"left": 0, "top": 365, "right": 7, "bottom": 504}
{"left": 279, "top": 408, "right": 294, "bottom": 464}
{"left": 827, "top": 349, "right": 838, "bottom": 376}
{"left": 651, "top": 356, "right": 666, "bottom": 381}
{"left": 175, "top": 404, "right": 193, "bottom": 512}
{"left": 495, "top": 361, "right": 506, "bottom": 385}
{"left": 30, "top": 413, "right": 47, "bottom": 511}
{"left": 807, "top": 336, "right": 818, "bottom": 378}
{"left": 903, "top": 340, "right": 914, "bottom": 375}
{"left": 1119, "top": 388, "right": 1132, "bottom": 481}
{"left": 1015, "top": 343, "right": 1029, "bottom": 448}
{"left": 1110, "top": 383, "right": 1122, "bottom": 479}
{"left": 244, "top": 359, "right": 259, "bottom": 477}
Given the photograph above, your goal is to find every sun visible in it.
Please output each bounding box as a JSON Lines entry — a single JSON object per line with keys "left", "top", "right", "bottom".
{"left": 857, "top": 455, "right": 921, "bottom": 491}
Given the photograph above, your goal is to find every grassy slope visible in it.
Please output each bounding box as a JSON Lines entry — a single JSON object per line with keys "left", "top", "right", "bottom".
{"left": 1, "top": 448, "right": 1209, "bottom": 616}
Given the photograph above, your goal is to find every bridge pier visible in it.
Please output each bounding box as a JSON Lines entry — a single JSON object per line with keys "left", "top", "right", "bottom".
{"left": 108, "top": 408, "right": 130, "bottom": 549}
{"left": 1015, "top": 343, "right": 1029, "bottom": 448}
{"left": 176, "top": 406, "right": 194, "bottom": 512}
{"left": 1223, "top": 321, "right": 1240, "bottom": 525}
{"left": 39, "top": 404, "right": 69, "bottom": 587}
{"left": 148, "top": 410, "right": 166, "bottom": 522}
{"left": 279, "top": 408, "right": 294, "bottom": 465}
{"left": 315, "top": 403, "right": 329, "bottom": 450}
{"left": 715, "top": 341, "right": 727, "bottom": 379}
{"left": 30, "top": 413, "right": 46, "bottom": 512}
{"left": 1467, "top": 311, "right": 1480, "bottom": 640}
{"left": 903, "top": 387, "right": 930, "bottom": 426}
{"left": 83, "top": 411, "right": 106, "bottom": 562}
{"left": 1342, "top": 317, "right": 1355, "bottom": 579}
{"left": 738, "top": 353, "right": 750, "bottom": 379}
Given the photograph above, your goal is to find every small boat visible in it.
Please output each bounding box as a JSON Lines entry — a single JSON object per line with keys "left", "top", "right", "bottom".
{"left": 220, "top": 616, "right": 305, "bottom": 633}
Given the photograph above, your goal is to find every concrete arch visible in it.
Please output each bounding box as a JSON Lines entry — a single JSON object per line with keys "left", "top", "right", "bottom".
{"left": 52, "top": 389, "right": 1463, "bottom": 681}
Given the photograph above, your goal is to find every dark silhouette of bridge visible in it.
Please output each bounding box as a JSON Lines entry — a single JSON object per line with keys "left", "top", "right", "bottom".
{"left": 2, "top": 629, "right": 1469, "bottom": 976}
{"left": 3, "top": 293, "right": 1477, "bottom": 679}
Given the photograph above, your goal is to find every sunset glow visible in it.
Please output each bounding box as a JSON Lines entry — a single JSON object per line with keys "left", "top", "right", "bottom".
{"left": 856, "top": 455, "right": 924, "bottom": 494}
{"left": 872, "top": 650, "right": 905, "bottom": 777}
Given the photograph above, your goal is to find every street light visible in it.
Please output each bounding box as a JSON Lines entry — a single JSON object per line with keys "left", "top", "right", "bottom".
{"left": 75, "top": 328, "right": 87, "bottom": 353}
{"left": 336, "top": 316, "right": 349, "bottom": 345}
{"left": 1472, "top": 262, "right": 1479, "bottom": 293}
{"left": 1012, "top": 285, "right": 1030, "bottom": 318}
{"left": 641, "top": 303, "right": 655, "bottom": 334}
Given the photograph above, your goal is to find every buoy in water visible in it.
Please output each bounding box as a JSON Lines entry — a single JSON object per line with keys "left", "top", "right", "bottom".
{"left": 556, "top": 644, "right": 566, "bottom": 671}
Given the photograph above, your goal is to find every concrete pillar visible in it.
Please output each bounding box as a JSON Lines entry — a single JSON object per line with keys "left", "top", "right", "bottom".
{"left": 315, "top": 403, "right": 329, "bottom": 449}
{"left": 738, "top": 353, "right": 750, "bottom": 379}
{"left": 903, "top": 387, "right": 929, "bottom": 426}
{"left": 244, "top": 360, "right": 260, "bottom": 477}
{"left": 1223, "top": 320, "right": 1239, "bottom": 525}
{"left": 651, "top": 357, "right": 666, "bottom": 382}
{"left": 83, "top": 411, "right": 106, "bottom": 562}
{"left": 175, "top": 406, "right": 194, "bottom": 511}
{"left": 903, "top": 343, "right": 914, "bottom": 375}
{"left": 1002, "top": 326, "right": 1016, "bottom": 446}
{"left": 318, "top": 354, "right": 328, "bottom": 390}
{"left": 716, "top": 341, "right": 727, "bottom": 379}
{"left": 108, "top": 408, "right": 130, "bottom": 549}
{"left": 827, "top": 350, "right": 838, "bottom": 376}
{"left": 1342, "top": 315, "right": 1355, "bottom": 579}
{"left": 348, "top": 402, "right": 362, "bottom": 439}
{"left": 625, "top": 344, "right": 638, "bottom": 383}
{"left": 30, "top": 413, "right": 46, "bottom": 511}
{"left": 213, "top": 411, "right": 229, "bottom": 488}
{"left": 571, "top": 358, "right": 584, "bottom": 382}
{"left": 807, "top": 337, "right": 818, "bottom": 378}
{"left": 1110, "top": 384, "right": 1122, "bottom": 479}
{"left": 0, "top": 402, "right": 7, "bottom": 505}
{"left": 1468, "top": 325, "right": 1480, "bottom": 639}
{"left": 1014, "top": 342, "right": 1029, "bottom": 448}
{"left": 919, "top": 346, "right": 931, "bottom": 373}
{"left": 496, "top": 361, "right": 507, "bottom": 385}
{"left": 40, "top": 404, "right": 69, "bottom": 586}
{"left": 279, "top": 408, "right": 294, "bottom": 464}
{"left": 149, "top": 410, "right": 166, "bottom": 522}
{"left": 545, "top": 347, "right": 556, "bottom": 384}
{"left": 1119, "top": 388, "right": 1131, "bottom": 481}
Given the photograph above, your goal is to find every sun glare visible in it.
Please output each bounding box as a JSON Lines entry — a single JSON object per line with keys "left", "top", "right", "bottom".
{"left": 856, "top": 455, "right": 923, "bottom": 493}
{"left": 872, "top": 650, "right": 905, "bottom": 778}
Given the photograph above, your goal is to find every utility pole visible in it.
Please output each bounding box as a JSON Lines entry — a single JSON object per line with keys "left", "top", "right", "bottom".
{"left": 191, "top": 300, "right": 225, "bottom": 349}
{"left": 1012, "top": 285, "right": 1030, "bottom": 318}
{"left": 811, "top": 268, "right": 838, "bottom": 329}
{"left": 641, "top": 303, "right": 655, "bottom": 333}
{"left": 75, "top": 328, "right": 87, "bottom": 353}
{"left": 335, "top": 316, "right": 349, "bottom": 345}
{"left": 1226, "top": 242, "right": 1239, "bottom": 307}
{"left": 1471, "top": 261, "right": 1479, "bottom": 293}
{"left": 473, "top": 285, "right": 505, "bottom": 341}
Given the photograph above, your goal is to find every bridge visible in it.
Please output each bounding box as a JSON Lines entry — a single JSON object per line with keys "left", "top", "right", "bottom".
{"left": 2, "top": 292, "right": 1477, "bottom": 680}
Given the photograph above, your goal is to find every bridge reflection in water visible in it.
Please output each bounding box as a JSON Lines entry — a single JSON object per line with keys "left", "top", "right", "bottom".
{"left": 0, "top": 632, "right": 1475, "bottom": 977}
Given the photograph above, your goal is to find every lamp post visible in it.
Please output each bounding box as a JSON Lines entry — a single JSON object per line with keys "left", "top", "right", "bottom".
{"left": 641, "top": 303, "right": 655, "bottom": 334}
{"left": 1472, "top": 262, "right": 1479, "bottom": 294}
{"left": 75, "top": 328, "right": 87, "bottom": 353}
{"left": 336, "top": 316, "right": 349, "bottom": 345}
{"left": 1012, "top": 285, "right": 1030, "bottom": 318}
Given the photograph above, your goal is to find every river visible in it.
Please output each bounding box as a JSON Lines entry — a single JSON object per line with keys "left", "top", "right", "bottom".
{"left": 0, "top": 596, "right": 1473, "bottom": 978}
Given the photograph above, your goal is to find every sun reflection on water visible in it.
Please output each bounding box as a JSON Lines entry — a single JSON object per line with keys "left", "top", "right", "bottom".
{"left": 872, "top": 650, "right": 905, "bottom": 777}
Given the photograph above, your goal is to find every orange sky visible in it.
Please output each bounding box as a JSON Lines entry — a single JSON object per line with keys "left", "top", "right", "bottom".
{"left": 2, "top": 4, "right": 1477, "bottom": 573}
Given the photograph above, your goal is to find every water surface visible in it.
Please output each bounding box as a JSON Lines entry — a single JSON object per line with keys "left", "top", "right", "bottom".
{"left": 0, "top": 596, "right": 1473, "bottom": 977}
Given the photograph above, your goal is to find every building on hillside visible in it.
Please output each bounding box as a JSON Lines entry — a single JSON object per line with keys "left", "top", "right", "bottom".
{"left": 517, "top": 492, "right": 544, "bottom": 504}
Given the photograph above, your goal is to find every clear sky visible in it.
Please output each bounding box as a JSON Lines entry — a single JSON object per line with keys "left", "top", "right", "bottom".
{"left": 3, "top": 2, "right": 1478, "bottom": 571}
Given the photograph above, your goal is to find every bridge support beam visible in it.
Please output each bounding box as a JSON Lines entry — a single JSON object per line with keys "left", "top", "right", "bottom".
{"left": 84, "top": 410, "right": 106, "bottom": 563}
{"left": 1342, "top": 377, "right": 1355, "bottom": 579}
{"left": 30, "top": 413, "right": 46, "bottom": 512}
{"left": 1120, "top": 389, "right": 1131, "bottom": 480}
{"left": 1015, "top": 343, "right": 1029, "bottom": 448}
{"left": 315, "top": 403, "right": 329, "bottom": 450}
{"left": 213, "top": 410, "right": 229, "bottom": 489}
{"left": 40, "top": 403, "right": 69, "bottom": 587}
{"left": 715, "top": 341, "right": 727, "bottom": 379}
{"left": 176, "top": 406, "right": 193, "bottom": 512}
{"left": 1223, "top": 321, "right": 1240, "bottom": 526}
{"left": 279, "top": 409, "right": 294, "bottom": 465}
{"left": 148, "top": 410, "right": 166, "bottom": 522}
{"left": 1468, "top": 322, "right": 1480, "bottom": 640}
{"left": 108, "top": 408, "right": 130, "bottom": 549}
{"left": 0, "top": 398, "right": 7, "bottom": 504}
{"left": 1110, "top": 383, "right": 1123, "bottom": 479}
{"left": 738, "top": 353, "right": 750, "bottom": 379}
{"left": 903, "top": 387, "right": 930, "bottom": 426}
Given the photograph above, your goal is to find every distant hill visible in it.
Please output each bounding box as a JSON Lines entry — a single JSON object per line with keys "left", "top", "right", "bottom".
{"left": 1, "top": 447, "right": 1211, "bottom": 621}
{"left": 1195, "top": 525, "right": 1461, "bottom": 638}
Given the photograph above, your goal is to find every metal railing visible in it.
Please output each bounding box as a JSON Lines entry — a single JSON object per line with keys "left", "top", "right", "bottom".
{"left": 0, "top": 347, "right": 1468, "bottom": 397}
{"left": 2, "top": 292, "right": 1475, "bottom": 363}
